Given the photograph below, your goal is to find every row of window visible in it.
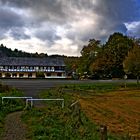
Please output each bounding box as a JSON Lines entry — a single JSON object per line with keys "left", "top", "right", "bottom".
{"left": 0, "top": 69, "right": 56, "bottom": 72}
{"left": 0, "top": 66, "right": 65, "bottom": 71}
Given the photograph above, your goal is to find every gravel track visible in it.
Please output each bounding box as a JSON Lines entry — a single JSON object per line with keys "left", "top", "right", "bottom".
{"left": 1, "top": 111, "right": 28, "bottom": 140}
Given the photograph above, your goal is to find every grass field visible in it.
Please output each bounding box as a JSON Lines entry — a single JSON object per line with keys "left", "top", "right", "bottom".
{"left": 21, "top": 82, "right": 140, "bottom": 139}
{"left": 1, "top": 82, "right": 140, "bottom": 139}
{"left": 80, "top": 90, "right": 140, "bottom": 138}
{"left": 62, "top": 83, "right": 140, "bottom": 139}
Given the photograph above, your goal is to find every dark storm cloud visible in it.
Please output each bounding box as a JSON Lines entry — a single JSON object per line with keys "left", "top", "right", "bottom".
{"left": 1, "top": 0, "right": 139, "bottom": 31}
{"left": 94, "top": 0, "right": 139, "bottom": 22}
{"left": 90, "top": 0, "right": 139, "bottom": 40}
{"left": 35, "top": 29, "right": 61, "bottom": 43}
{"left": 0, "top": 7, "right": 24, "bottom": 28}
{"left": 0, "top": 0, "right": 69, "bottom": 24}
{"left": 0, "top": 0, "right": 140, "bottom": 55}
{"left": 9, "top": 28, "right": 31, "bottom": 40}
{"left": 0, "top": 6, "right": 29, "bottom": 40}
{"left": 67, "top": 0, "right": 139, "bottom": 42}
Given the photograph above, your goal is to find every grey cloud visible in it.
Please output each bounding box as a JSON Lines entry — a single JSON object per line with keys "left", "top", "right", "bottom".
{"left": 35, "top": 30, "right": 61, "bottom": 43}
{"left": 90, "top": 0, "right": 139, "bottom": 40}
{"left": 0, "top": 0, "right": 69, "bottom": 24}
{"left": 0, "top": 0, "right": 140, "bottom": 56}
{"left": 34, "top": 24, "right": 61, "bottom": 43}
{"left": 0, "top": 6, "right": 27, "bottom": 39}
{"left": 94, "top": 0, "right": 139, "bottom": 22}
{"left": 0, "top": 7, "right": 24, "bottom": 28}
{"left": 9, "top": 28, "right": 31, "bottom": 40}
{"left": 0, "top": 28, "right": 7, "bottom": 39}
{"left": 67, "top": 0, "right": 139, "bottom": 43}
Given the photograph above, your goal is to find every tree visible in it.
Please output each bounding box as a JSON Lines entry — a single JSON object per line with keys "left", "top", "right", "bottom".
{"left": 123, "top": 42, "right": 140, "bottom": 84}
{"left": 64, "top": 56, "right": 80, "bottom": 77}
{"left": 78, "top": 39, "right": 102, "bottom": 75}
{"left": 90, "top": 33, "right": 134, "bottom": 78}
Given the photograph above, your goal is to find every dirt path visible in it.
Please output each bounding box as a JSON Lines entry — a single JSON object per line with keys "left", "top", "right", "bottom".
{"left": 1, "top": 111, "right": 28, "bottom": 140}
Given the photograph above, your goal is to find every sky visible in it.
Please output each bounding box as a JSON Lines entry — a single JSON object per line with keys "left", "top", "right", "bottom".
{"left": 0, "top": 0, "right": 140, "bottom": 56}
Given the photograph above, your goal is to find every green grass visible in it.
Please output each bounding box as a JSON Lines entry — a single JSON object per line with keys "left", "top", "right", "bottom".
{"left": 64, "top": 82, "right": 139, "bottom": 89}
{"left": 1, "top": 82, "right": 138, "bottom": 139}
{"left": 21, "top": 83, "right": 139, "bottom": 140}
{"left": 22, "top": 108, "right": 100, "bottom": 140}
{"left": 62, "top": 82, "right": 140, "bottom": 95}
{"left": 22, "top": 87, "right": 100, "bottom": 140}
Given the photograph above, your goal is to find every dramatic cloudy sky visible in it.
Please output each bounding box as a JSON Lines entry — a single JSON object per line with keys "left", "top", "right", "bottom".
{"left": 0, "top": 0, "right": 140, "bottom": 56}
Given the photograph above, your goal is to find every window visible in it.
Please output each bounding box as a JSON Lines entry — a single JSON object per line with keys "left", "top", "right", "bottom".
{"left": 5, "top": 66, "right": 8, "bottom": 69}
{"left": 51, "top": 67, "right": 55, "bottom": 71}
{"left": 48, "top": 67, "right": 50, "bottom": 71}
{"left": 28, "top": 73, "right": 32, "bottom": 78}
{"left": 17, "top": 66, "right": 20, "bottom": 69}
{"left": 14, "top": 66, "right": 17, "bottom": 69}
{"left": 19, "top": 74, "right": 24, "bottom": 78}
{"left": 29, "top": 67, "right": 33, "bottom": 70}
{"left": 12, "top": 73, "right": 17, "bottom": 77}
{"left": 35, "top": 66, "right": 39, "bottom": 70}
{"left": 57, "top": 73, "right": 62, "bottom": 77}
{"left": 47, "top": 73, "right": 51, "bottom": 76}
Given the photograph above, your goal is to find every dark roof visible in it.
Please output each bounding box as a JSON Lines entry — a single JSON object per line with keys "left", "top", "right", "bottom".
{"left": 0, "top": 57, "right": 65, "bottom": 66}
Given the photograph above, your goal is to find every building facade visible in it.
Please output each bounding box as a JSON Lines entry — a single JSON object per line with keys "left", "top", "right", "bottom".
{"left": 0, "top": 57, "right": 66, "bottom": 78}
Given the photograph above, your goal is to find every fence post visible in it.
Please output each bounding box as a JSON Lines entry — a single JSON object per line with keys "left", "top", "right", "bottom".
{"left": 100, "top": 125, "right": 107, "bottom": 140}
{"left": 62, "top": 100, "right": 64, "bottom": 108}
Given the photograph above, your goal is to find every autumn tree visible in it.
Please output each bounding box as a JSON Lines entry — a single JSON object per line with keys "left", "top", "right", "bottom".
{"left": 123, "top": 42, "right": 140, "bottom": 84}
{"left": 90, "top": 33, "right": 134, "bottom": 78}
{"left": 64, "top": 56, "right": 80, "bottom": 77}
{"left": 78, "top": 39, "right": 102, "bottom": 75}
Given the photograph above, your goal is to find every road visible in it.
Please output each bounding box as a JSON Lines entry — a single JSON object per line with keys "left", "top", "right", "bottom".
{"left": 0, "top": 79, "right": 91, "bottom": 98}
{"left": 0, "top": 79, "right": 136, "bottom": 98}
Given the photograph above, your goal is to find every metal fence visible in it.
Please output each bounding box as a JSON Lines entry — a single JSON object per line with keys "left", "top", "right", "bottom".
{"left": 26, "top": 98, "right": 64, "bottom": 108}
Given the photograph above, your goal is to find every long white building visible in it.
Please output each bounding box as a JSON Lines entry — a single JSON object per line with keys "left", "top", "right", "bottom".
{"left": 0, "top": 57, "right": 66, "bottom": 78}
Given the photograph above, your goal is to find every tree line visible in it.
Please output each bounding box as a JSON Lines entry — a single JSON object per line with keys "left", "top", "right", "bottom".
{"left": 71, "top": 32, "right": 140, "bottom": 83}
{"left": 0, "top": 44, "right": 48, "bottom": 58}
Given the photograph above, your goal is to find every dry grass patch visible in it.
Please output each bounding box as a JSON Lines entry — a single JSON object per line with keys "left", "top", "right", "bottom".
{"left": 80, "top": 90, "right": 140, "bottom": 138}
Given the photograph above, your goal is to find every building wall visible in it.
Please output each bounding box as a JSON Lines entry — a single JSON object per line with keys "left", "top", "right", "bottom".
{"left": 0, "top": 71, "right": 66, "bottom": 78}
{"left": 0, "top": 64, "right": 66, "bottom": 78}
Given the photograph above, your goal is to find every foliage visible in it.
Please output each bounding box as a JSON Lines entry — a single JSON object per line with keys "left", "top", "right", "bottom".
{"left": 123, "top": 41, "right": 140, "bottom": 84}
{"left": 0, "top": 44, "right": 48, "bottom": 58}
{"left": 90, "top": 33, "right": 134, "bottom": 78}
{"left": 22, "top": 88, "right": 100, "bottom": 140}
{"left": 36, "top": 72, "right": 45, "bottom": 78}
{"left": 78, "top": 39, "right": 102, "bottom": 75}
{"left": 64, "top": 56, "right": 80, "bottom": 77}
{"left": 0, "top": 83, "right": 10, "bottom": 93}
{"left": 21, "top": 83, "right": 140, "bottom": 140}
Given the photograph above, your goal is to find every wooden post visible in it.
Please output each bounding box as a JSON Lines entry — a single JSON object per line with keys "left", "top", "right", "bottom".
{"left": 124, "top": 74, "right": 127, "bottom": 88}
{"left": 100, "top": 125, "right": 107, "bottom": 140}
